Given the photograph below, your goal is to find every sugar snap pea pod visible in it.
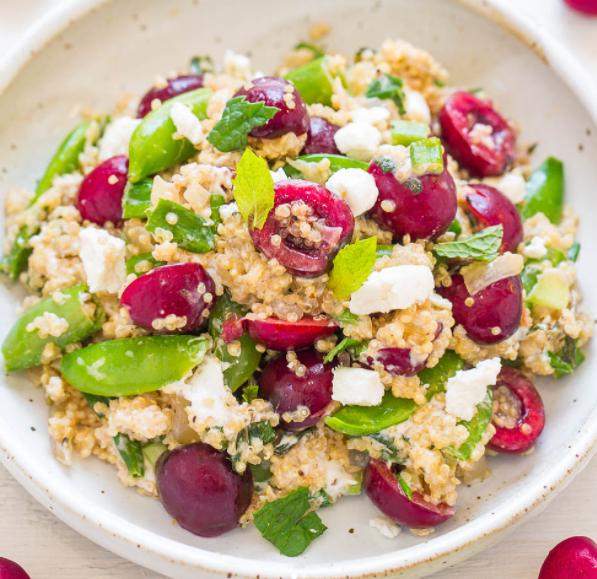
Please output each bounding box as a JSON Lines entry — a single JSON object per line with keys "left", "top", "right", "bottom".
{"left": 283, "top": 154, "right": 368, "bottom": 179}
{"left": 0, "top": 225, "right": 34, "bottom": 281}
{"left": 209, "top": 291, "right": 261, "bottom": 391}
{"left": 128, "top": 87, "right": 213, "bottom": 183}
{"left": 143, "top": 440, "right": 168, "bottom": 468}
{"left": 284, "top": 56, "right": 344, "bottom": 107}
{"left": 122, "top": 178, "right": 153, "bottom": 219}
{"left": 114, "top": 433, "right": 145, "bottom": 477}
{"left": 126, "top": 252, "right": 166, "bottom": 277}
{"left": 210, "top": 194, "right": 225, "bottom": 233}
{"left": 60, "top": 335, "right": 209, "bottom": 397}
{"left": 442, "top": 390, "right": 493, "bottom": 461}
{"left": 145, "top": 198, "right": 215, "bottom": 253}
{"left": 2, "top": 284, "right": 105, "bottom": 372}
{"left": 520, "top": 157, "right": 564, "bottom": 224}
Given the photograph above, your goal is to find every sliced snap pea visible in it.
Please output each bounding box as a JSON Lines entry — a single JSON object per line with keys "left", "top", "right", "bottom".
{"left": 284, "top": 56, "right": 338, "bottom": 106}
{"left": 376, "top": 244, "right": 394, "bottom": 259}
{"left": 209, "top": 291, "right": 261, "bottom": 391}
{"left": 2, "top": 284, "right": 105, "bottom": 372}
{"left": 410, "top": 137, "right": 443, "bottom": 175}
{"left": 520, "top": 157, "right": 564, "bottom": 224}
{"left": 145, "top": 198, "right": 215, "bottom": 253}
{"left": 442, "top": 391, "right": 493, "bottom": 462}
{"left": 114, "top": 433, "right": 145, "bottom": 478}
{"left": 0, "top": 225, "right": 34, "bottom": 281}
{"left": 128, "top": 87, "right": 213, "bottom": 183}
{"left": 391, "top": 120, "right": 430, "bottom": 147}
{"left": 210, "top": 194, "right": 225, "bottom": 233}
{"left": 283, "top": 154, "right": 368, "bottom": 179}
{"left": 60, "top": 335, "right": 209, "bottom": 397}
{"left": 122, "top": 178, "right": 153, "bottom": 219}
{"left": 142, "top": 440, "right": 168, "bottom": 469}
{"left": 126, "top": 252, "right": 166, "bottom": 277}
{"left": 527, "top": 270, "right": 570, "bottom": 310}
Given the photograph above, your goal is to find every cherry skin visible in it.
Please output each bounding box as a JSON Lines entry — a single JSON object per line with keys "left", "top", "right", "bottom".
{"left": 137, "top": 75, "right": 204, "bottom": 118}
{"left": 564, "top": 0, "right": 597, "bottom": 15}
{"left": 539, "top": 536, "right": 597, "bottom": 579}
{"left": 0, "top": 558, "right": 31, "bottom": 579}
{"left": 302, "top": 117, "right": 342, "bottom": 155}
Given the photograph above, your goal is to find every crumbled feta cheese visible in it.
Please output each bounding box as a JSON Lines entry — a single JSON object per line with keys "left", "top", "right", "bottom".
{"left": 369, "top": 516, "right": 401, "bottom": 539}
{"left": 79, "top": 227, "right": 127, "bottom": 294}
{"left": 270, "top": 168, "right": 287, "bottom": 183}
{"left": 334, "top": 122, "right": 383, "bottom": 162}
{"left": 497, "top": 172, "right": 526, "bottom": 204}
{"left": 332, "top": 367, "right": 384, "bottom": 406}
{"left": 349, "top": 265, "right": 434, "bottom": 315}
{"left": 325, "top": 168, "right": 379, "bottom": 216}
{"left": 351, "top": 106, "right": 390, "bottom": 125}
{"left": 445, "top": 357, "right": 502, "bottom": 421}
{"left": 98, "top": 116, "right": 141, "bottom": 162}
{"left": 219, "top": 202, "right": 239, "bottom": 220}
{"left": 323, "top": 458, "right": 357, "bottom": 498}
{"left": 430, "top": 293, "right": 453, "bottom": 310}
{"left": 523, "top": 236, "right": 547, "bottom": 259}
{"left": 170, "top": 102, "right": 205, "bottom": 145}
{"left": 223, "top": 50, "right": 252, "bottom": 80}
{"left": 404, "top": 90, "right": 431, "bottom": 125}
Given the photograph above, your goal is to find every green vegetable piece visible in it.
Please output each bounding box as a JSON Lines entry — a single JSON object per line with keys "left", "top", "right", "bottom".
{"left": 60, "top": 335, "right": 209, "bottom": 397}
{"left": 397, "top": 474, "right": 413, "bottom": 500}
{"left": 521, "top": 262, "right": 542, "bottom": 297}
{"left": 375, "top": 244, "right": 394, "bottom": 259}
{"left": 328, "top": 236, "right": 378, "bottom": 300}
{"left": 346, "top": 471, "right": 362, "bottom": 495}
{"left": 128, "top": 88, "right": 212, "bottom": 182}
{"left": 146, "top": 198, "right": 215, "bottom": 253}
{"left": 81, "top": 392, "right": 112, "bottom": 418}
{"left": 330, "top": 310, "right": 360, "bottom": 325}
{"left": 448, "top": 219, "right": 463, "bottom": 237}
{"left": 568, "top": 241, "right": 581, "bottom": 262}
{"left": 34, "top": 120, "right": 92, "bottom": 203}
{"left": 323, "top": 338, "right": 362, "bottom": 364}
{"left": 283, "top": 154, "right": 369, "bottom": 179}
{"left": 390, "top": 120, "right": 430, "bottom": 146}
{"left": 311, "top": 489, "right": 333, "bottom": 508}
{"left": 520, "top": 157, "right": 564, "bottom": 224}
{"left": 410, "top": 137, "right": 444, "bottom": 174}
{"left": 0, "top": 225, "right": 34, "bottom": 281}
{"left": 207, "top": 96, "right": 279, "bottom": 153}
{"left": 2, "top": 284, "right": 104, "bottom": 372}
{"left": 527, "top": 270, "right": 570, "bottom": 310}
{"left": 231, "top": 421, "right": 277, "bottom": 472}
{"left": 209, "top": 291, "right": 262, "bottom": 391}
{"left": 126, "top": 252, "right": 165, "bottom": 277}
{"left": 210, "top": 194, "right": 225, "bottom": 233}
{"left": 189, "top": 55, "right": 214, "bottom": 75}
{"left": 293, "top": 41, "right": 325, "bottom": 59}
{"left": 250, "top": 462, "right": 273, "bottom": 483}
{"left": 418, "top": 350, "right": 464, "bottom": 399}
{"left": 365, "top": 73, "right": 406, "bottom": 114}
{"left": 443, "top": 391, "right": 493, "bottom": 461}
{"left": 548, "top": 336, "right": 585, "bottom": 379}
{"left": 143, "top": 440, "right": 168, "bottom": 469}
{"left": 122, "top": 178, "right": 153, "bottom": 219}
{"left": 114, "top": 433, "right": 145, "bottom": 478}
{"left": 232, "top": 149, "right": 275, "bottom": 230}
{"left": 253, "top": 487, "right": 327, "bottom": 557}
{"left": 242, "top": 384, "right": 259, "bottom": 403}
{"left": 433, "top": 224, "right": 503, "bottom": 262}
{"left": 284, "top": 56, "right": 340, "bottom": 107}
{"left": 274, "top": 429, "right": 311, "bottom": 456}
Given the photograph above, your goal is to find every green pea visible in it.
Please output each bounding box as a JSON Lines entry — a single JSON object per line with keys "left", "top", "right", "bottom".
{"left": 209, "top": 292, "right": 261, "bottom": 392}
{"left": 520, "top": 157, "right": 564, "bottom": 224}
{"left": 128, "top": 88, "right": 213, "bottom": 183}
{"left": 126, "top": 252, "right": 166, "bottom": 277}
{"left": 60, "top": 335, "right": 209, "bottom": 397}
{"left": 2, "top": 284, "right": 105, "bottom": 372}
{"left": 145, "top": 198, "right": 215, "bottom": 254}
{"left": 284, "top": 56, "right": 339, "bottom": 106}
{"left": 283, "top": 154, "right": 368, "bottom": 180}
{"left": 122, "top": 178, "right": 153, "bottom": 219}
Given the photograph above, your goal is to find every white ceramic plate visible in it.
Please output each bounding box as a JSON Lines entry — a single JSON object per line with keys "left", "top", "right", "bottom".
{"left": 1, "top": 1, "right": 596, "bottom": 577}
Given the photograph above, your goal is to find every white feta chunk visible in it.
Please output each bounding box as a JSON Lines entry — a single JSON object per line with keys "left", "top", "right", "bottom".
{"left": 349, "top": 265, "right": 434, "bottom": 315}
{"left": 323, "top": 459, "right": 357, "bottom": 498}
{"left": 332, "top": 367, "right": 384, "bottom": 406}
{"left": 325, "top": 168, "right": 379, "bottom": 216}
{"left": 351, "top": 106, "right": 390, "bottom": 125}
{"left": 523, "top": 236, "right": 547, "bottom": 259}
{"left": 79, "top": 227, "right": 127, "bottom": 294}
{"left": 369, "top": 516, "right": 401, "bottom": 539}
{"left": 223, "top": 50, "right": 252, "bottom": 80}
{"left": 334, "top": 122, "right": 383, "bottom": 162}
{"left": 219, "top": 202, "right": 239, "bottom": 220}
{"left": 98, "top": 116, "right": 141, "bottom": 162}
{"left": 270, "top": 168, "right": 287, "bottom": 183}
{"left": 404, "top": 90, "right": 431, "bottom": 125}
{"left": 170, "top": 102, "right": 205, "bottom": 145}
{"left": 497, "top": 172, "right": 526, "bottom": 205}
{"left": 445, "top": 357, "right": 502, "bottom": 421}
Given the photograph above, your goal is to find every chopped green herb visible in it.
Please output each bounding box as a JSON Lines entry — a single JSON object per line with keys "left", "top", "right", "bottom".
{"left": 250, "top": 462, "right": 273, "bottom": 483}
{"left": 0, "top": 225, "right": 33, "bottom": 281}
{"left": 396, "top": 474, "right": 413, "bottom": 500}
{"left": 142, "top": 440, "right": 168, "bottom": 469}
{"left": 468, "top": 87, "right": 484, "bottom": 95}
{"left": 253, "top": 487, "right": 327, "bottom": 557}
{"left": 548, "top": 336, "right": 585, "bottom": 378}
{"left": 328, "top": 236, "right": 378, "bottom": 300}
{"left": 207, "top": 96, "right": 279, "bottom": 152}
{"left": 189, "top": 55, "right": 214, "bottom": 75}
{"left": 410, "top": 137, "right": 443, "bottom": 174}
{"left": 568, "top": 241, "right": 581, "bottom": 262}
{"left": 374, "top": 156, "right": 396, "bottom": 173}
{"left": 209, "top": 194, "right": 225, "bottom": 233}
{"left": 448, "top": 219, "right": 463, "bottom": 237}
{"left": 390, "top": 120, "right": 430, "bottom": 147}
{"left": 242, "top": 384, "right": 259, "bottom": 403}
{"left": 433, "top": 224, "right": 503, "bottom": 262}
{"left": 365, "top": 73, "right": 406, "bottom": 114}
{"left": 403, "top": 177, "right": 423, "bottom": 194}
{"left": 433, "top": 78, "right": 445, "bottom": 88}
{"left": 114, "top": 433, "right": 145, "bottom": 478}
{"left": 354, "top": 47, "right": 373, "bottom": 63}
{"left": 232, "top": 421, "right": 277, "bottom": 472}
{"left": 122, "top": 178, "right": 153, "bottom": 219}
{"left": 330, "top": 310, "right": 360, "bottom": 325}
{"left": 527, "top": 142, "right": 539, "bottom": 155}
{"left": 274, "top": 429, "right": 311, "bottom": 455}
{"left": 233, "top": 148, "right": 275, "bottom": 230}
{"left": 323, "top": 337, "right": 362, "bottom": 363}
{"left": 311, "top": 489, "right": 333, "bottom": 508}
{"left": 126, "top": 252, "right": 166, "bottom": 277}
{"left": 520, "top": 157, "right": 564, "bottom": 224}
{"left": 294, "top": 41, "right": 325, "bottom": 58}
{"left": 81, "top": 392, "right": 112, "bottom": 418}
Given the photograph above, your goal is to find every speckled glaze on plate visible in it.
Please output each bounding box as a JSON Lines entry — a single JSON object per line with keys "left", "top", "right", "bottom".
{"left": 0, "top": 1, "right": 596, "bottom": 578}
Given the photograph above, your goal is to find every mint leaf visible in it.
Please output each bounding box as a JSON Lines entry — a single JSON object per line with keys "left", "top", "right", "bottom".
{"left": 365, "top": 73, "right": 406, "bottom": 114}
{"left": 323, "top": 337, "right": 362, "bottom": 364}
{"left": 253, "top": 487, "right": 327, "bottom": 556}
{"left": 330, "top": 310, "right": 359, "bottom": 325}
{"left": 396, "top": 474, "right": 413, "bottom": 501}
{"left": 231, "top": 421, "right": 276, "bottom": 472}
{"left": 233, "top": 149, "right": 275, "bottom": 230}
{"left": 242, "top": 384, "right": 259, "bottom": 403}
{"left": 207, "top": 96, "right": 279, "bottom": 152}
{"left": 433, "top": 225, "right": 503, "bottom": 262}
{"left": 548, "top": 336, "right": 585, "bottom": 379}
{"left": 274, "top": 429, "right": 311, "bottom": 455}
{"left": 328, "top": 236, "right": 378, "bottom": 300}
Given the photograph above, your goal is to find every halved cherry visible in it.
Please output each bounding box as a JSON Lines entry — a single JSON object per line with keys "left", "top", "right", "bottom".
{"left": 258, "top": 348, "right": 336, "bottom": 431}
{"left": 438, "top": 273, "right": 522, "bottom": 345}
{"left": 439, "top": 91, "right": 516, "bottom": 177}
{"left": 462, "top": 184, "right": 523, "bottom": 253}
{"left": 137, "top": 75, "right": 204, "bottom": 118}
{"left": 368, "top": 156, "right": 457, "bottom": 241}
{"left": 0, "top": 558, "right": 31, "bottom": 579}
{"left": 539, "top": 536, "right": 597, "bottom": 579}
{"left": 121, "top": 262, "right": 216, "bottom": 333}
{"left": 302, "top": 117, "right": 342, "bottom": 155}
{"left": 364, "top": 459, "right": 455, "bottom": 529}
{"left": 222, "top": 315, "right": 337, "bottom": 351}
{"left": 488, "top": 366, "right": 545, "bottom": 454}
{"left": 250, "top": 179, "right": 354, "bottom": 278}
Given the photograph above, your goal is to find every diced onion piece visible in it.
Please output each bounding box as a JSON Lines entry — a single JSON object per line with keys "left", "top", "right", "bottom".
{"left": 461, "top": 252, "right": 523, "bottom": 295}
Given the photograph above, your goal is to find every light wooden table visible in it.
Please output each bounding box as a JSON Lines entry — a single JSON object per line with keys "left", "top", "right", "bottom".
{"left": 1, "top": 0, "right": 596, "bottom": 577}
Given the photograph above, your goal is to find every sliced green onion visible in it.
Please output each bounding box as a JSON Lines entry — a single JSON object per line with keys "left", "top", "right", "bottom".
{"left": 391, "top": 120, "right": 430, "bottom": 147}
{"left": 410, "top": 137, "right": 443, "bottom": 175}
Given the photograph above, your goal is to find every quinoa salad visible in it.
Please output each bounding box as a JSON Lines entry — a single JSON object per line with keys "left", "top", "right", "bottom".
{"left": 1, "top": 32, "right": 593, "bottom": 554}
